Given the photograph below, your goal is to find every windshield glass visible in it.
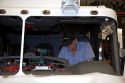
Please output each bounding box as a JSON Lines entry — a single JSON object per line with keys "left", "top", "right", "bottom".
{"left": 0, "top": 16, "right": 22, "bottom": 75}
{"left": 23, "top": 16, "right": 119, "bottom": 75}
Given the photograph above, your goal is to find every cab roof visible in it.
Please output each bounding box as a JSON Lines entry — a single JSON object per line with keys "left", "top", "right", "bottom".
{"left": 0, "top": 0, "right": 61, "bottom": 8}
{"left": 0, "top": 0, "right": 117, "bottom": 21}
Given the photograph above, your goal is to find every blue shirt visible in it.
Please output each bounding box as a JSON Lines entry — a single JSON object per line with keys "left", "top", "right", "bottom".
{"left": 58, "top": 41, "right": 95, "bottom": 65}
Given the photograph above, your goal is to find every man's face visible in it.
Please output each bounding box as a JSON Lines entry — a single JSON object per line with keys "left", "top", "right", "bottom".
{"left": 68, "top": 38, "right": 77, "bottom": 51}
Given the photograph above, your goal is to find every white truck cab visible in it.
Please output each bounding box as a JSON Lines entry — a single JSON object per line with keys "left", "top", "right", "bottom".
{"left": 0, "top": 0, "right": 125, "bottom": 83}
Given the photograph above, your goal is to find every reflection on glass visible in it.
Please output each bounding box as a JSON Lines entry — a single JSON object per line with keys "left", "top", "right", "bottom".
{"left": 0, "top": 16, "right": 22, "bottom": 75}
{"left": 23, "top": 17, "right": 117, "bottom": 75}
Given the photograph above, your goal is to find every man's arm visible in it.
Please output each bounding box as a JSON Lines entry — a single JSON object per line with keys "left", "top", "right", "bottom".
{"left": 58, "top": 47, "right": 66, "bottom": 59}
{"left": 84, "top": 42, "right": 95, "bottom": 61}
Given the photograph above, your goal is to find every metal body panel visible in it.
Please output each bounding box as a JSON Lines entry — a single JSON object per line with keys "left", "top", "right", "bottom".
{"left": 0, "top": 7, "right": 117, "bottom": 21}
{"left": 0, "top": 0, "right": 117, "bottom": 20}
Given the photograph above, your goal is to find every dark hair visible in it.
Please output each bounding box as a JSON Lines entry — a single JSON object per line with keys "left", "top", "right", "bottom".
{"left": 62, "top": 33, "right": 77, "bottom": 46}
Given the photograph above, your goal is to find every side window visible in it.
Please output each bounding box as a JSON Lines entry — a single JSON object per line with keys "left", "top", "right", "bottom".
{"left": 0, "top": 16, "right": 22, "bottom": 75}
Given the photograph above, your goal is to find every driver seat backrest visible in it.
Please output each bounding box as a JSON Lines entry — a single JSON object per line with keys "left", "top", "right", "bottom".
{"left": 35, "top": 43, "right": 54, "bottom": 57}
{"left": 77, "top": 32, "right": 90, "bottom": 42}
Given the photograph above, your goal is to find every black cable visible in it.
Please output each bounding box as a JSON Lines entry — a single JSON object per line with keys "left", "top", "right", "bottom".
{"left": 96, "top": 0, "right": 100, "bottom": 8}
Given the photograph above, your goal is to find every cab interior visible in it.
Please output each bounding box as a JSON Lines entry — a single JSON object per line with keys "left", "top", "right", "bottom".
{"left": 0, "top": 16, "right": 120, "bottom": 76}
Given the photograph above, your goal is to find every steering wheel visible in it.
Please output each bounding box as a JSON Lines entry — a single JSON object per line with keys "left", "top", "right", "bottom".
{"left": 44, "top": 56, "right": 70, "bottom": 71}
{"left": 23, "top": 52, "right": 70, "bottom": 71}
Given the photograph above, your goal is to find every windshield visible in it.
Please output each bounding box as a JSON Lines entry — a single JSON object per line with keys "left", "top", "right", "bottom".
{"left": 0, "top": 16, "right": 119, "bottom": 76}
{"left": 0, "top": 16, "right": 22, "bottom": 75}
{"left": 22, "top": 16, "right": 120, "bottom": 75}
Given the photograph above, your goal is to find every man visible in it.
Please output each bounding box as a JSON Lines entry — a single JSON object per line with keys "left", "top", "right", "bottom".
{"left": 58, "top": 34, "right": 95, "bottom": 65}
